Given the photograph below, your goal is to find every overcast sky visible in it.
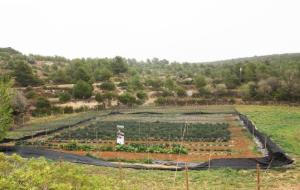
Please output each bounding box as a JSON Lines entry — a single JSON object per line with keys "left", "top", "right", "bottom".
{"left": 1, "top": 0, "right": 300, "bottom": 62}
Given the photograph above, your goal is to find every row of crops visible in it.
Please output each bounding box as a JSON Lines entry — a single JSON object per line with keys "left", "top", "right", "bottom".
{"left": 52, "top": 121, "right": 230, "bottom": 142}
{"left": 17, "top": 141, "right": 188, "bottom": 154}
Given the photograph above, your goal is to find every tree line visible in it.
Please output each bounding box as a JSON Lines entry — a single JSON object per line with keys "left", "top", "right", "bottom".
{"left": 1, "top": 47, "right": 300, "bottom": 107}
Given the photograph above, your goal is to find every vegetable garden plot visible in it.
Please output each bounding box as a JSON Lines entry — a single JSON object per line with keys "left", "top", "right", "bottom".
{"left": 7, "top": 106, "right": 264, "bottom": 163}
{"left": 51, "top": 121, "right": 230, "bottom": 142}
{"left": 2, "top": 105, "right": 294, "bottom": 170}
{"left": 32, "top": 115, "right": 260, "bottom": 162}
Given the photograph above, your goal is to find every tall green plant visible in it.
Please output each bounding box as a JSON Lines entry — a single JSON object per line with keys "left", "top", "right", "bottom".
{"left": 0, "top": 80, "right": 13, "bottom": 140}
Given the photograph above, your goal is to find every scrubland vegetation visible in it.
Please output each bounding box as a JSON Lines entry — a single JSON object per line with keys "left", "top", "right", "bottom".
{"left": 1, "top": 47, "right": 300, "bottom": 189}
{"left": 1, "top": 47, "right": 300, "bottom": 121}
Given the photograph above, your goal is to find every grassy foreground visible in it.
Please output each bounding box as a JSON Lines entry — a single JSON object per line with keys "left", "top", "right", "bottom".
{"left": 1, "top": 105, "right": 300, "bottom": 189}
{"left": 0, "top": 153, "right": 299, "bottom": 190}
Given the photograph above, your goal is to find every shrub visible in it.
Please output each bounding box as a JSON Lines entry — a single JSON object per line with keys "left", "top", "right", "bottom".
{"left": 63, "top": 106, "right": 73, "bottom": 114}
{"left": 95, "top": 68, "right": 112, "bottom": 81}
{"left": 111, "top": 56, "right": 128, "bottom": 74}
{"left": 118, "top": 81, "right": 128, "bottom": 89}
{"left": 59, "top": 92, "right": 71, "bottom": 102}
{"left": 36, "top": 97, "right": 51, "bottom": 109}
{"left": 118, "top": 93, "right": 136, "bottom": 106}
{"left": 136, "top": 91, "right": 148, "bottom": 100}
{"left": 161, "top": 89, "right": 174, "bottom": 97}
{"left": 95, "top": 93, "right": 104, "bottom": 103}
{"left": 176, "top": 86, "right": 187, "bottom": 97}
{"left": 73, "top": 80, "right": 93, "bottom": 99}
{"left": 99, "top": 82, "right": 116, "bottom": 91}
{"left": 25, "top": 90, "right": 37, "bottom": 99}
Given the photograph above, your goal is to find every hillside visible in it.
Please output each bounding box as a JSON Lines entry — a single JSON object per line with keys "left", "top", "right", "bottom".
{"left": 1, "top": 48, "right": 300, "bottom": 119}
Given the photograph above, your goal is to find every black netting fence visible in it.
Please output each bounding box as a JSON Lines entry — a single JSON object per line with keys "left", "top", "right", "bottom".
{"left": 0, "top": 111, "right": 294, "bottom": 170}
{"left": 238, "top": 113, "right": 293, "bottom": 166}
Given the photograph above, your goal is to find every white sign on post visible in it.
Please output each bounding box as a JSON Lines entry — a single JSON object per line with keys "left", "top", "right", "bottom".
{"left": 116, "top": 125, "right": 125, "bottom": 145}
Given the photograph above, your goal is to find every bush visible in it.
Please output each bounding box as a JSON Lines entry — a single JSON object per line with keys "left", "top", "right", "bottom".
{"left": 194, "top": 75, "right": 207, "bottom": 90}
{"left": 161, "top": 89, "right": 174, "bottom": 97}
{"left": 0, "top": 153, "right": 116, "bottom": 189}
{"left": 95, "top": 93, "right": 104, "bottom": 103}
{"left": 118, "top": 81, "right": 128, "bottom": 89}
{"left": 36, "top": 97, "right": 51, "bottom": 109}
{"left": 73, "top": 80, "right": 93, "bottom": 99}
{"left": 63, "top": 106, "right": 73, "bottom": 114}
{"left": 95, "top": 68, "right": 112, "bottom": 81}
{"left": 136, "top": 91, "right": 148, "bottom": 100}
{"left": 59, "top": 92, "right": 71, "bottom": 102}
{"left": 99, "top": 82, "right": 116, "bottom": 91}
{"left": 176, "top": 86, "right": 187, "bottom": 97}
{"left": 103, "top": 92, "right": 118, "bottom": 101}
{"left": 118, "top": 93, "right": 136, "bottom": 106}
{"left": 145, "top": 78, "right": 162, "bottom": 90}
{"left": 33, "top": 98, "right": 65, "bottom": 116}
{"left": 25, "top": 90, "right": 37, "bottom": 99}
{"left": 10, "top": 90, "right": 28, "bottom": 115}
{"left": 128, "top": 75, "right": 144, "bottom": 90}
{"left": 13, "top": 61, "right": 43, "bottom": 86}
{"left": 111, "top": 56, "right": 128, "bottom": 74}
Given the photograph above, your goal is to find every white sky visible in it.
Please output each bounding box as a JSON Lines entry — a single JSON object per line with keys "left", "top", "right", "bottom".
{"left": 1, "top": 0, "right": 300, "bottom": 62}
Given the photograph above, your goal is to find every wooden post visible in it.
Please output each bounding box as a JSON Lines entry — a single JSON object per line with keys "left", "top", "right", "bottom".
{"left": 68, "top": 119, "right": 71, "bottom": 139}
{"left": 118, "top": 161, "right": 122, "bottom": 180}
{"left": 118, "top": 161, "right": 124, "bottom": 189}
{"left": 208, "top": 151, "right": 211, "bottom": 170}
{"left": 256, "top": 164, "right": 260, "bottom": 190}
{"left": 185, "top": 163, "right": 189, "bottom": 190}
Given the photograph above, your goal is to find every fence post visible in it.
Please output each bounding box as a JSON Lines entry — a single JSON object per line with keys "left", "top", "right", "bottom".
{"left": 256, "top": 164, "right": 260, "bottom": 190}
{"left": 208, "top": 151, "right": 211, "bottom": 170}
{"left": 185, "top": 162, "right": 189, "bottom": 190}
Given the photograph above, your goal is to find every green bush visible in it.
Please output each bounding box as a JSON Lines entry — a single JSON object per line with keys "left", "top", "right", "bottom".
{"left": 25, "top": 90, "right": 37, "bottom": 99}
{"left": 99, "top": 82, "right": 116, "bottom": 91}
{"left": 136, "top": 91, "right": 148, "bottom": 100}
{"left": 118, "top": 81, "right": 128, "bottom": 89}
{"left": 63, "top": 106, "right": 73, "bottom": 114}
{"left": 176, "top": 86, "right": 187, "bottom": 97}
{"left": 33, "top": 97, "right": 51, "bottom": 116}
{"left": 0, "top": 153, "right": 117, "bottom": 189}
{"left": 73, "top": 80, "right": 93, "bottom": 99}
{"left": 59, "top": 92, "right": 71, "bottom": 102}
{"left": 118, "top": 93, "right": 136, "bottom": 106}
